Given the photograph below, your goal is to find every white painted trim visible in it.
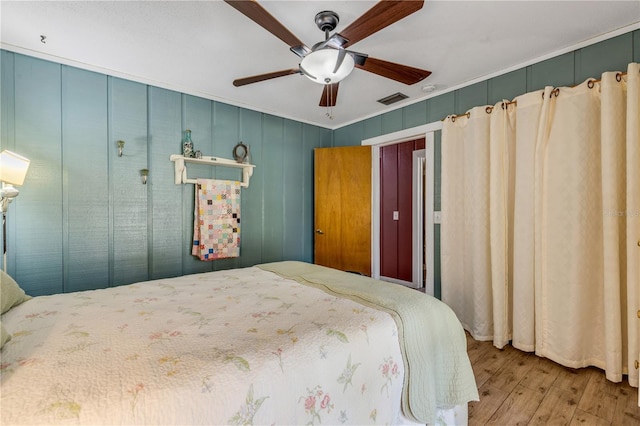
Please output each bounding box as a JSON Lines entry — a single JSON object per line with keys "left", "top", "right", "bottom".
{"left": 380, "top": 276, "right": 414, "bottom": 287}
{"left": 424, "top": 133, "right": 435, "bottom": 297}
{"left": 363, "top": 122, "right": 443, "bottom": 147}
{"left": 367, "top": 123, "right": 437, "bottom": 296}
{"left": 412, "top": 150, "right": 426, "bottom": 290}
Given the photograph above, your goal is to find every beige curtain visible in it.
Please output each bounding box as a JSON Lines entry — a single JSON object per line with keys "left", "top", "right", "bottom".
{"left": 441, "top": 104, "right": 516, "bottom": 346}
{"left": 441, "top": 106, "right": 493, "bottom": 341}
{"left": 441, "top": 63, "right": 640, "bottom": 386}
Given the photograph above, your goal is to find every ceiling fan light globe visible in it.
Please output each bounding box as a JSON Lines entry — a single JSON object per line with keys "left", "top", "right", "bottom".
{"left": 300, "top": 49, "right": 354, "bottom": 84}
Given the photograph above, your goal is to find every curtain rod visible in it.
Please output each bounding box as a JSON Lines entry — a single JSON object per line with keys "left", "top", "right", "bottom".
{"left": 442, "top": 71, "right": 630, "bottom": 122}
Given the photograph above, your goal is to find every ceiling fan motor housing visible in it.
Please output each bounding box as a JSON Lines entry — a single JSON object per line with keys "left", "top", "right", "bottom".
{"left": 315, "top": 11, "right": 339, "bottom": 33}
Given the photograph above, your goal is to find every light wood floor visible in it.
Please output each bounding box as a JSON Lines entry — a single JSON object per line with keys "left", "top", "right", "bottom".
{"left": 466, "top": 333, "right": 640, "bottom": 425}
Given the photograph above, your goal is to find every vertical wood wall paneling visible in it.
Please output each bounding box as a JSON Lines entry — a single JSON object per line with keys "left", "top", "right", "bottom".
{"left": 211, "top": 101, "right": 241, "bottom": 271}
{"left": 404, "top": 100, "right": 428, "bottom": 129}
{"left": 0, "top": 51, "right": 15, "bottom": 273}
{"left": 238, "top": 108, "right": 263, "bottom": 267}
{"left": 488, "top": 69, "right": 527, "bottom": 106}
{"left": 634, "top": 29, "right": 640, "bottom": 61}
{"left": 433, "top": 131, "right": 442, "bottom": 299}
{"left": 574, "top": 32, "right": 634, "bottom": 84}
{"left": 262, "top": 115, "right": 285, "bottom": 263}
{"left": 526, "top": 52, "right": 575, "bottom": 93}
{"left": 148, "top": 86, "right": 183, "bottom": 279}
{"left": 380, "top": 144, "right": 399, "bottom": 278}
{"left": 109, "top": 77, "right": 149, "bottom": 286}
{"left": 282, "top": 119, "right": 304, "bottom": 260}
{"left": 455, "top": 81, "right": 488, "bottom": 116}
{"left": 381, "top": 109, "right": 403, "bottom": 135}
{"left": 182, "top": 94, "right": 214, "bottom": 274}
{"left": 62, "top": 66, "right": 109, "bottom": 292}
{"left": 333, "top": 121, "right": 364, "bottom": 147}
{"left": 363, "top": 115, "right": 383, "bottom": 140}
{"left": 427, "top": 91, "right": 455, "bottom": 123}
{"left": 13, "top": 55, "right": 63, "bottom": 295}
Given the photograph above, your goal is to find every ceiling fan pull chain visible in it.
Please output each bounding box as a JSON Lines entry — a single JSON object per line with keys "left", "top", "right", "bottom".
{"left": 325, "top": 84, "right": 334, "bottom": 120}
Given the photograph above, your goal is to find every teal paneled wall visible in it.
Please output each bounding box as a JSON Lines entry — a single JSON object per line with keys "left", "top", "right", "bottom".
{"left": 62, "top": 66, "right": 109, "bottom": 292}
{"left": 1, "top": 50, "right": 331, "bottom": 296}
{"left": 332, "top": 29, "right": 638, "bottom": 298}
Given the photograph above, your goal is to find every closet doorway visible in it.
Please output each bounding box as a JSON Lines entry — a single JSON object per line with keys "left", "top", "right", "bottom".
{"left": 379, "top": 138, "right": 425, "bottom": 286}
{"left": 363, "top": 122, "right": 441, "bottom": 296}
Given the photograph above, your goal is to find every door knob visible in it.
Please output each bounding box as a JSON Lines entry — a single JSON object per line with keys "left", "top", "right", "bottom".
{"left": 316, "top": 229, "right": 324, "bottom": 234}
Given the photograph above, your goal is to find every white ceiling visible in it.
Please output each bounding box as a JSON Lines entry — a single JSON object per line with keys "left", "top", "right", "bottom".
{"left": 1, "top": 1, "right": 639, "bottom": 129}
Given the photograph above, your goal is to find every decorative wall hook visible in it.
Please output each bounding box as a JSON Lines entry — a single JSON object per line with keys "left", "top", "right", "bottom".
{"left": 117, "top": 140, "right": 125, "bottom": 157}
{"left": 140, "top": 168, "right": 149, "bottom": 184}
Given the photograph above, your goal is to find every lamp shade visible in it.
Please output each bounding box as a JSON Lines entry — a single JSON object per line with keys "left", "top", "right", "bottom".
{"left": 0, "top": 150, "right": 30, "bottom": 186}
{"left": 300, "top": 49, "right": 355, "bottom": 85}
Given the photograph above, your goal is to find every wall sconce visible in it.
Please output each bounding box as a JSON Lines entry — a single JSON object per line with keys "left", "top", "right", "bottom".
{"left": 140, "top": 169, "right": 149, "bottom": 185}
{"left": 117, "top": 140, "right": 125, "bottom": 157}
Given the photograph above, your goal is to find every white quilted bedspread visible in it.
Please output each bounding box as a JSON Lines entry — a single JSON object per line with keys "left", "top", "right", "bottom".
{"left": 1, "top": 266, "right": 422, "bottom": 425}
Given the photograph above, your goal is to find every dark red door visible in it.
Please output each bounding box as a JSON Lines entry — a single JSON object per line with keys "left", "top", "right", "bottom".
{"left": 380, "top": 138, "right": 425, "bottom": 282}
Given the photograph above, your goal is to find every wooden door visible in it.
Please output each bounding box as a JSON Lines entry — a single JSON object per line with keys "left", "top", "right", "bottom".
{"left": 314, "top": 146, "right": 371, "bottom": 275}
{"left": 379, "top": 138, "right": 425, "bottom": 282}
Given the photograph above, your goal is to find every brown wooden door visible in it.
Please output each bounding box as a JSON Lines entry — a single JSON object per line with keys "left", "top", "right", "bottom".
{"left": 314, "top": 146, "right": 371, "bottom": 275}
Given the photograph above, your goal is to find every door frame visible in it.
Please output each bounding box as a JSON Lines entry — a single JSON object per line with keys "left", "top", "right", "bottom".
{"left": 362, "top": 121, "right": 442, "bottom": 295}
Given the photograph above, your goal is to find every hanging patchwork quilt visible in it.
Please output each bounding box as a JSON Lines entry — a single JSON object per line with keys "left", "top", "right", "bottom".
{"left": 192, "top": 178, "right": 241, "bottom": 260}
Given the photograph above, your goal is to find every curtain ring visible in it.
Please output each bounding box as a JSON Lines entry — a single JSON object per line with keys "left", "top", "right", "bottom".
{"left": 485, "top": 106, "right": 493, "bottom": 114}
{"left": 616, "top": 72, "right": 623, "bottom": 82}
{"left": 551, "top": 88, "right": 560, "bottom": 98}
{"left": 541, "top": 91, "right": 545, "bottom": 99}
{"left": 587, "top": 79, "right": 595, "bottom": 89}
{"left": 466, "top": 112, "right": 471, "bottom": 119}
{"left": 451, "top": 115, "right": 456, "bottom": 123}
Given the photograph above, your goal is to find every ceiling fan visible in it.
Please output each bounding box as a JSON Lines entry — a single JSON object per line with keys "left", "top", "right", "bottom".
{"left": 225, "top": 0, "right": 432, "bottom": 108}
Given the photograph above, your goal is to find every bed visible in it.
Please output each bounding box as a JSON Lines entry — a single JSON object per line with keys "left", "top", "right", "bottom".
{"left": 0, "top": 261, "right": 478, "bottom": 425}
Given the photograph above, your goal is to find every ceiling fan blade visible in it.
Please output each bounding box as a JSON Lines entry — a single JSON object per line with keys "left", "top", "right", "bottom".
{"left": 224, "top": 0, "right": 308, "bottom": 52}
{"left": 319, "top": 83, "right": 339, "bottom": 107}
{"left": 339, "top": 1, "right": 424, "bottom": 48}
{"left": 233, "top": 69, "right": 300, "bottom": 87}
{"left": 356, "top": 57, "right": 431, "bottom": 85}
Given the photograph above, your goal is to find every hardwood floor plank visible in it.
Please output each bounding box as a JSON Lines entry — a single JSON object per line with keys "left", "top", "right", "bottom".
{"left": 528, "top": 385, "right": 578, "bottom": 426}
{"left": 519, "top": 356, "right": 563, "bottom": 395}
{"left": 553, "top": 366, "right": 592, "bottom": 396}
{"left": 469, "top": 383, "right": 509, "bottom": 425}
{"left": 472, "top": 345, "right": 518, "bottom": 388}
{"left": 577, "top": 370, "right": 619, "bottom": 422}
{"left": 485, "top": 349, "right": 536, "bottom": 394}
{"left": 611, "top": 381, "right": 640, "bottom": 426}
{"left": 569, "top": 409, "right": 610, "bottom": 426}
{"left": 487, "top": 384, "right": 544, "bottom": 425}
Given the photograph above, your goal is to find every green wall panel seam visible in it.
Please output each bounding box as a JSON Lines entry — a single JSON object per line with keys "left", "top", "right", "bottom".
{"left": 61, "top": 65, "right": 69, "bottom": 293}
{"left": 107, "top": 76, "right": 115, "bottom": 287}
{"left": 146, "top": 85, "right": 153, "bottom": 282}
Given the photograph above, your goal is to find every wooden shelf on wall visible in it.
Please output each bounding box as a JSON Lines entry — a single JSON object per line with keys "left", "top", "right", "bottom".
{"left": 170, "top": 154, "right": 255, "bottom": 188}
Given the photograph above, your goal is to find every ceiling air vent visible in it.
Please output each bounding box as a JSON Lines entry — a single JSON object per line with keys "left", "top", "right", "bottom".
{"left": 377, "top": 92, "right": 408, "bottom": 105}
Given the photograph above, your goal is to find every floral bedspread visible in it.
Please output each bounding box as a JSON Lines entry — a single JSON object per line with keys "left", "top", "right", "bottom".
{"left": 0, "top": 265, "right": 446, "bottom": 425}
